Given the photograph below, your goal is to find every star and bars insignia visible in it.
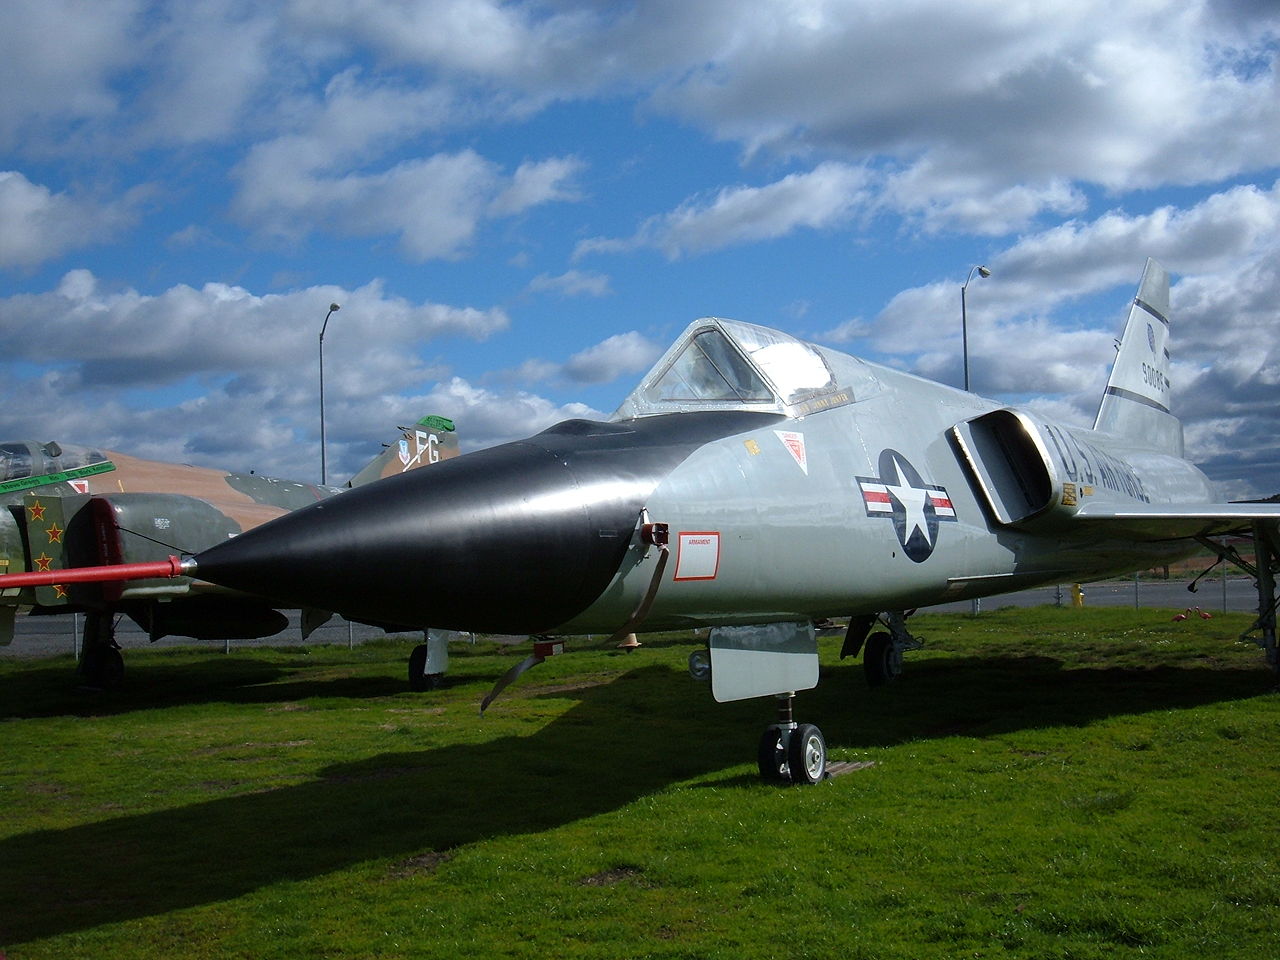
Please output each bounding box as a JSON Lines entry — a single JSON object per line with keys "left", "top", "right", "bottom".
{"left": 856, "top": 448, "right": 957, "bottom": 563}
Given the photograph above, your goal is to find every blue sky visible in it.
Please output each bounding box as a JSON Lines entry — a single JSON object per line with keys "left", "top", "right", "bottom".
{"left": 2, "top": 1, "right": 1278, "bottom": 495}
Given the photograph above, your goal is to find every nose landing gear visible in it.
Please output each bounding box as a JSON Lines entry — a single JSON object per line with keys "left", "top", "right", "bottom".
{"left": 756, "top": 693, "right": 827, "bottom": 784}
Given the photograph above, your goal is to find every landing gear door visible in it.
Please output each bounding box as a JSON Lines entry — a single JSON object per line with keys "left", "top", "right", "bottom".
{"left": 709, "top": 621, "right": 818, "bottom": 703}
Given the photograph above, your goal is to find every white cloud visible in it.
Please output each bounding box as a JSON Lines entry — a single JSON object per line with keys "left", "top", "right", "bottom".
{"left": 234, "top": 145, "right": 582, "bottom": 260}
{"left": 640, "top": 1, "right": 1280, "bottom": 231}
{"left": 0, "top": 172, "right": 147, "bottom": 268}
{"left": 0, "top": 0, "right": 142, "bottom": 150}
{"left": 232, "top": 66, "right": 583, "bottom": 259}
{"left": 505, "top": 358, "right": 561, "bottom": 384}
{"left": 135, "top": 5, "right": 277, "bottom": 146}
{"left": 816, "top": 316, "right": 869, "bottom": 345}
{"left": 576, "top": 161, "right": 870, "bottom": 259}
{"left": 496, "top": 330, "right": 661, "bottom": 389}
{"left": 997, "top": 181, "right": 1280, "bottom": 286}
{"left": 868, "top": 178, "right": 1280, "bottom": 351}
{"left": 0, "top": 270, "right": 508, "bottom": 387}
{"left": 527, "top": 269, "right": 613, "bottom": 298}
{"left": 562, "top": 331, "right": 662, "bottom": 384}
{"left": 489, "top": 157, "right": 585, "bottom": 216}
{"left": 862, "top": 180, "right": 1280, "bottom": 494}
{"left": 406, "top": 376, "right": 600, "bottom": 450}
{"left": 5, "top": 2, "right": 1274, "bottom": 264}
{"left": 0, "top": 271, "right": 534, "bottom": 479}
{"left": 882, "top": 170, "right": 1087, "bottom": 236}
{"left": 285, "top": 0, "right": 617, "bottom": 96}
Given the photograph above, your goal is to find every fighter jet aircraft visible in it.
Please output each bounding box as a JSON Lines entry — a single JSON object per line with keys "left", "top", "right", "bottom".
{"left": 5, "top": 261, "right": 1278, "bottom": 783}
{"left": 0, "top": 416, "right": 458, "bottom": 686}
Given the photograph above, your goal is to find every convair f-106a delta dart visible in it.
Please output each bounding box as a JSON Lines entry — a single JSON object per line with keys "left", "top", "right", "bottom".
{"left": 5, "top": 260, "right": 1278, "bottom": 784}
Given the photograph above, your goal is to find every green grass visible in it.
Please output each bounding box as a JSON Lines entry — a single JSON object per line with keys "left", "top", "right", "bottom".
{"left": 1, "top": 608, "right": 1278, "bottom": 959}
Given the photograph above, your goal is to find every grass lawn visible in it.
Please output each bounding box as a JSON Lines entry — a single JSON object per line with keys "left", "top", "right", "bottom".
{"left": 1, "top": 606, "right": 1277, "bottom": 958}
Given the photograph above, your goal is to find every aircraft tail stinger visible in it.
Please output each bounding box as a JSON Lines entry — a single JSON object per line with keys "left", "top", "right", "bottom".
{"left": 1093, "top": 258, "right": 1183, "bottom": 456}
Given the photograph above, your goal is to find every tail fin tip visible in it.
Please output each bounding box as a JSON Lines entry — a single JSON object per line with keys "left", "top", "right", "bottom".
{"left": 1093, "top": 258, "right": 1183, "bottom": 456}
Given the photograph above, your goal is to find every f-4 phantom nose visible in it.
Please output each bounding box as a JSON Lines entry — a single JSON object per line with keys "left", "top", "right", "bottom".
{"left": 191, "top": 412, "right": 778, "bottom": 634}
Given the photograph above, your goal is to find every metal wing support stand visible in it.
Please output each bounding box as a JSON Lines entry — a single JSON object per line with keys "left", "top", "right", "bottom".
{"left": 1194, "top": 523, "right": 1280, "bottom": 677}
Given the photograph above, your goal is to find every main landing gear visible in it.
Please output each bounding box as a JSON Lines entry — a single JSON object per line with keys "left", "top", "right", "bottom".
{"left": 756, "top": 692, "right": 827, "bottom": 785}
{"left": 408, "top": 629, "right": 450, "bottom": 691}
{"left": 841, "top": 611, "right": 922, "bottom": 686}
{"left": 78, "top": 610, "right": 124, "bottom": 690}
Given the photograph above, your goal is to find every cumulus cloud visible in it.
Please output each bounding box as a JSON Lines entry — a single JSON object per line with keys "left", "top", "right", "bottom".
{"left": 868, "top": 179, "right": 1280, "bottom": 351}
{"left": 562, "top": 331, "right": 662, "bottom": 384}
{"left": 527, "top": 269, "right": 612, "bottom": 298}
{"left": 854, "top": 181, "right": 1280, "bottom": 493}
{"left": 406, "top": 376, "right": 600, "bottom": 450}
{"left": 576, "top": 162, "right": 870, "bottom": 259}
{"left": 0, "top": 270, "right": 508, "bottom": 382}
{"left": 231, "top": 66, "right": 584, "bottom": 258}
{"left": 650, "top": 1, "right": 1280, "bottom": 230}
{"left": 234, "top": 145, "right": 585, "bottom": 260}
{"left": 0, "top": 271, "right": 519, "bottom": 477}
{"left": 284, "top": 0, "right": 621, "bottom": 98}
{"left": 7, "top": 2, "right": 1277, "bottom": 258}
{"left": 134, "top": 4, "right": 277, "bottom": 146}
{"left": 0, "top": 172, "right": 148, "bottom": 268}
{"left": 497, "top": 330, "right": 661, "bottom": 389}
{"left": 235, "top": 148, "right": 491, "bottom": 259}
{"left": 489, "top": 157, "right": 585, "bottom": 216}
{"left": 0, "top": 0, "right": 141, "bottom": 150}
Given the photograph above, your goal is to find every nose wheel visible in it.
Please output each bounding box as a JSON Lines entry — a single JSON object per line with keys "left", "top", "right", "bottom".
{"left": 756, "top": 695, "right": 827, "bottom": 784}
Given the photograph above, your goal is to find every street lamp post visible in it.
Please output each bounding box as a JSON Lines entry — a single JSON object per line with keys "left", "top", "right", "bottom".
{"left": 960, "top": 265, "right": 989, "bottom": 620}
{"left": 319, "top": 302, "right": 340, "bottom": 485}
{"left": 960, "top": 264, "right": 991, "bottom": 392}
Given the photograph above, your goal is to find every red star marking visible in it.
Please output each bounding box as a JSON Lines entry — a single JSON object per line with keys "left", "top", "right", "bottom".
{"left": 34, "top": 554, "right": 53, "bottom": 572}
{"left": 53, "top": 584, "right": 68, "bottom": 599}
{"left": 28, "top": 501, "right": 46, "bottom": 522}
{"left": 46, "top": 523, "right": 64, "bottom": 544}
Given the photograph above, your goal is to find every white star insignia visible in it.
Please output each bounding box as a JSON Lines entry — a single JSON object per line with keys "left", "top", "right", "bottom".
{"left": 884, "top": 457, "right": 932, "bottom": 547}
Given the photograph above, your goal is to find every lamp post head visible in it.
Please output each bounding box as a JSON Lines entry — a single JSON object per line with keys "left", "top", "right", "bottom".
{"left": 329, "top": 303, "right": 341, "bottom": 312}
{"left": 963, "top": 264, "right": 992, "bottom": 291}
{"left": 960, "top": 264, "right": 991, "bottom": 393}
{"left": 320, "top": 302, "right": 341, "bottom": 342}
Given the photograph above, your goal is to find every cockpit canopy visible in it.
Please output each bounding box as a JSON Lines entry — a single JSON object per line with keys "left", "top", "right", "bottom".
{"left": 613, "top": 318, "right": 873, "bottom": 420}
{"left": 0, "top": 440, "right": 110, "bottom": 486}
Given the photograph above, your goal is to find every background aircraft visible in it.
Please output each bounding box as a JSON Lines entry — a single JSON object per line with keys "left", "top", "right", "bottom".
{"left": 7, "top": 261, "right": 1279, "bottom": 784}
{"left": 0, "top": 415, "right": 458, "bottom": 687}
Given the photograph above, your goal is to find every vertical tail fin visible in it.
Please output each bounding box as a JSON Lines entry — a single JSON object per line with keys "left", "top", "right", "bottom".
{"left": 1093, "top": 259, "right": 1183, "bottom": 456}
{"left": 346, "top": 415, "right": 460, "bottom": 488}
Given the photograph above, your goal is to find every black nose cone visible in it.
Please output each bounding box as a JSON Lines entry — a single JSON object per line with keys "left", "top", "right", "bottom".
{"left": 194, "top": 439, "right": 644, "bottom": 633}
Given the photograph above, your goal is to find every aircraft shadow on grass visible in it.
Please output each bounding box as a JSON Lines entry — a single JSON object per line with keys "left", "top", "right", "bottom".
{"left": 1, "top": 653, "right": 1271, "bottom": 944}
{"left": 0, "top": 658, "right": 416, "bottom": 720}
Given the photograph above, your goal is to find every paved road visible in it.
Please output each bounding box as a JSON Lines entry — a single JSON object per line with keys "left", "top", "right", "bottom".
{"left": 2, "top": 576, "right": 1259, "bottom": 661}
